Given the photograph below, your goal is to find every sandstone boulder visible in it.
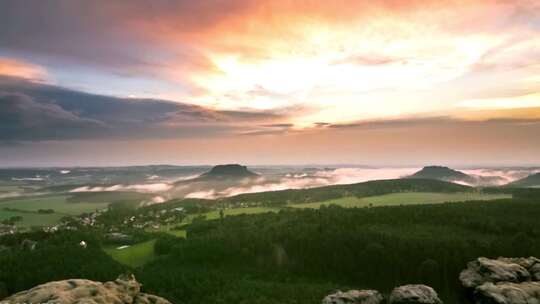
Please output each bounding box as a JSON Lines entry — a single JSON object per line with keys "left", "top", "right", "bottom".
{"left": 460, "top": 257, "right": 533, "bottom": 289}
{"left": 388, "top": 284, "right": 443, "bottom": 304}
{"left": 322, "top": 290, "right": 384, "bottom": 304}
{"left": 474, "top": 281, "right": 540, "bottom": 304}
{"left": 0, "top": 274, "right": 171, "bottom": 304}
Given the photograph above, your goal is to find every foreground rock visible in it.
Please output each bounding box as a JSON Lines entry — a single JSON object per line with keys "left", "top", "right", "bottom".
{"left": 389, "top": 284, "right": 443, "bottom": 304}
{"left": 460, "top": 257, "right": 540, "bottom": 288}
{"left": 322, "top": 290, "right": 383, "bottom": 304}
{"left": 0, "top": 274, "right": 171, "bottom": 304}
{"left": 474, "top": 282, "right": 540, "bottom": 304}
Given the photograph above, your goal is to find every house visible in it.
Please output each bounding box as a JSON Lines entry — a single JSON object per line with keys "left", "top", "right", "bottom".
{"left": 0, "top": 224, "right": 16, "bottom": 236}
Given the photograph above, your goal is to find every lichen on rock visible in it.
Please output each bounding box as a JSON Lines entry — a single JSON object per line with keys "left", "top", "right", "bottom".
{"left": 388, "top": 284, "right": 443, "bottom": 304}
{"left": 322, "top": 289, "right": 384, "bottom": 304}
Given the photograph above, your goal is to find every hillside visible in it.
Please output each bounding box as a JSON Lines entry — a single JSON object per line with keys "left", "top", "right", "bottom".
{"left": 220, "top": 178, "right": 472, "bottom": 206}
{"left": 508, "top": 173, "right": 540, "bottom": 187}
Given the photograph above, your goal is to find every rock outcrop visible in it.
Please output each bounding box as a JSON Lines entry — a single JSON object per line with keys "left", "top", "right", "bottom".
{"left": 475, "top": 282, "right": 540, "bottom": 304}
{"left": 459, "top": 257, "right": 536, "bottom": 289}
{"left": 0, "top": 274, "right": 171, "bottom": 304}
{"left": 460, "top": 257, "right": 540, "bottom": 303}
{"left": 322, "top": 290, "right": 384, "bottom": 304}
{"left": 388, "top": 285, "right": 443, "bottom": 304}
{"left": 321, "top": 285, "right": 441, "bottom": 304}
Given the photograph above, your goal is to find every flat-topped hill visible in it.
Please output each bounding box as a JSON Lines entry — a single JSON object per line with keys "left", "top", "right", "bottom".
{"left": 408, "top": 166, "right": 474, "bottom": 183}
{"left": 199, "top": 164, "right": 258, "bottom": 179}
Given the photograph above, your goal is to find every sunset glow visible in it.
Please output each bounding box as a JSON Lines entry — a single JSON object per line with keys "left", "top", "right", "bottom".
{"left": 0, "top": 0, "right": 539, "bottom": 166}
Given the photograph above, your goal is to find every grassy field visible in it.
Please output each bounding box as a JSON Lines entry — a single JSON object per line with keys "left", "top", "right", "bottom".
{"left": 145, "top": 224, "right": 187, "bottom": 237}
{"left": 0, "top": 194, "right": 120, "bottom": 229}
{"left": 104, "top": 239, "right": 157, "bottom": 268}
{"left": 0, "top": 185, "right": 24, "bottom": 193}
{"left": 0, "top": 209, "right": 65, "bottom": 228}
{"left": 0, "top": 195, "right": 110, "bottom": 215}
{"left": 0, "top": 191, "right": 152, "bottom": 229}
{"left": 176, "top": 206, "right": 279, "bottom": 226}
{"left": 67, "top": 191, "right": 152, "bottom": 204}
{"left": 204, "top": 206, "right": 278, "bottom": 219}
{"left": 290, "top": 192, "right": 511, "bottom": 209}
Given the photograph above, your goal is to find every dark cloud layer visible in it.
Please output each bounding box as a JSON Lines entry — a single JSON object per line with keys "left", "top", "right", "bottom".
{"left": 0, "top": 76, "right": 282, "bottom": 141}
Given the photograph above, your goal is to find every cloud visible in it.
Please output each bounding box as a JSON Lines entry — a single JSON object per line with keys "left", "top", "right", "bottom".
{"left": 326, "top": 116, "right": 453, "bottom": 130}
{"left": 183, "top": 166, "right": 540, "bottom": 199}
{"left": 458, "top": 93, "right": 540, "bottom": 110}
{"left": 0, "top": 1, "right": 539, "bottom": 166}
{"left": 323, "top": 108, "right": 540, "bottom": 131}
{"left": 0, "top": 0, "right": 538, "bottom": 127}
{"left": 70, "top": 183, "right": 172, "bottom": 193}
{"left": 333, "top": 55, "right": 407, "bottom": 66}
{"left": 0, "top": 58, "right": 48, "bottom": 82}
{"left": 0, "top": 91, "right": 107, "bottom": 140}
{"left": 462, "top": 168, "right": 540, "bottom": 185}
{"left": 0, "top": 76, "right": 288, "bottom": 141}
{"left": 184, "top": 167, "right": 420, "bottom": 199}
{"left": 185, "top": 190, "right": 217, "bottom": 199}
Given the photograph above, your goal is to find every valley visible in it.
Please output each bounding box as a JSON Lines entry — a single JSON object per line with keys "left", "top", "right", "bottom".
{"left": 1, "top": 164, "right": 540, "bottom": 303}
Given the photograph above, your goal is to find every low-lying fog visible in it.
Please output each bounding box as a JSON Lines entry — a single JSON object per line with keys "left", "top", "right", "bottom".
{"left": 3, "top": 166, "right": 540, "bottom": 202}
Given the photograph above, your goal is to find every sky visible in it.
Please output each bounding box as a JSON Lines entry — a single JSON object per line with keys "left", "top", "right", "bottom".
{"left": 0, "top": 0, "right": 539, "bottom": 167}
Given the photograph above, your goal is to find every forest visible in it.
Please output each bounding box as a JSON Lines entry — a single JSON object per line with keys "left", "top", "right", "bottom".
{"left": 2, "top": 192, "right": 540, "bottom": 303}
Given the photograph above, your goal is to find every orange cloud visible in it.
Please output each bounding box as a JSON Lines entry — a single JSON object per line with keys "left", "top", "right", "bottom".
{"left": 455, "top": 106, "right": 540, "bottom": 121}
{"left": 0, "top": 58, "right": 48, "bottom": 82}
{"left": 3, "top": 0, "right": 538, "bottom": 125}
{"left": 118, "top": 0, "right": 538, "bottom": 123}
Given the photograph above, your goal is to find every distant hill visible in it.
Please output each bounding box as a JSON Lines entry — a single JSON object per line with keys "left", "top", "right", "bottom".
{"left": 170, "top": 164, "right": 261, "bottom": 198}
{"left": 508, "top": 173, "right": 540, "bottom": 187}
{"left": 407, "top": 166, "right": 475, "bottom": 184}
{"left": 199, "top": 164, "right": 258, "bottom": 179}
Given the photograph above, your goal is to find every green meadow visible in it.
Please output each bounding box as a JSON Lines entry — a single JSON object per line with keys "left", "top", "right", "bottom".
{"left": 0, "top": 195, "right": 106, "bottom": 228}
{"left": 203, "top": 206, "right": 278, "bottom": 219}
{"left": 0, "top": 209, "right": 65, "bottom": 228}
{"left": 0, "top": 191, "right": 154, "bottom": 229}
{"left": 104, "top": 239, "right": 157, "bottom": 268}
{"left": 289, "top": 192, "right": 511, "bottom": 209}
{"left": 0, "top": 195, "right": 109, "bottom": 215}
